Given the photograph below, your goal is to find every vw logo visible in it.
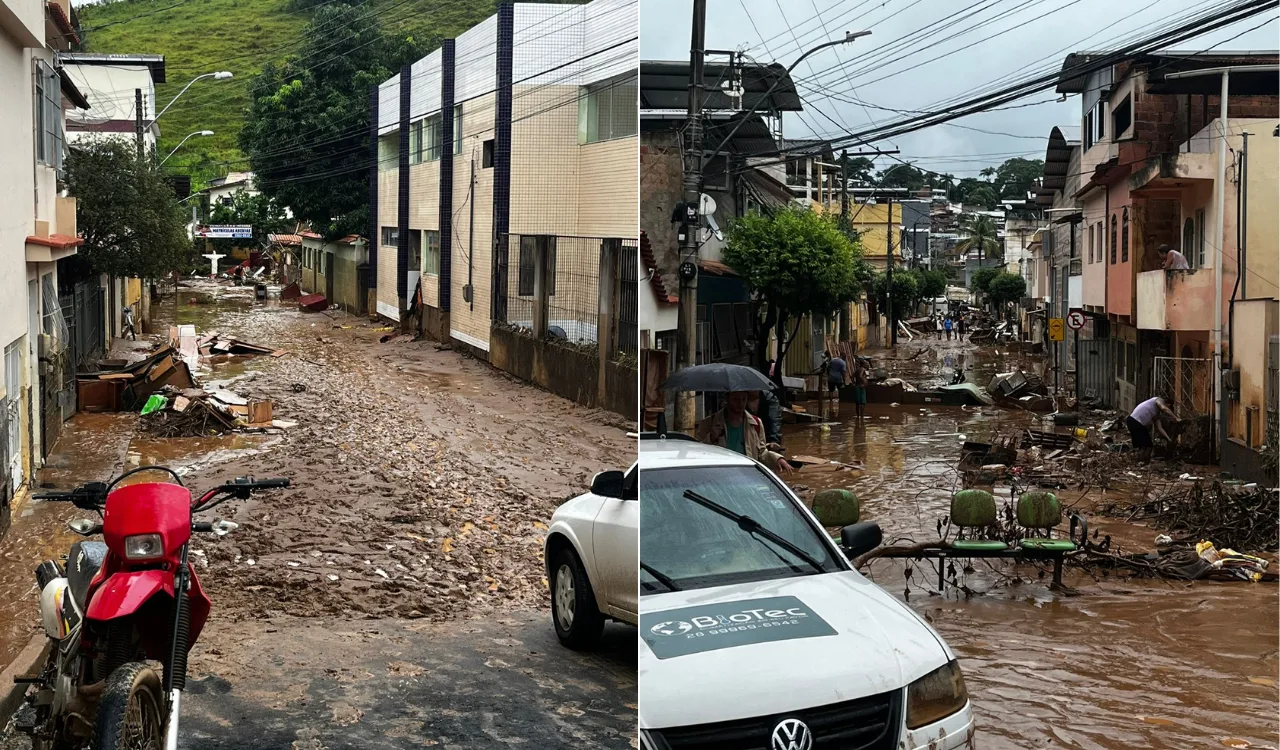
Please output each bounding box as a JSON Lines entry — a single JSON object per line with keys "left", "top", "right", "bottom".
{"left": 771, "top": 718, "right": 813, "bottom": 750}
{"left": 648, "top": 621, "right": 693, "bottom": 637}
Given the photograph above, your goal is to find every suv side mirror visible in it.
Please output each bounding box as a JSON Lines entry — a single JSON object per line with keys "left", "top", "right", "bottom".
{"left": 840, "top": 521, "right": 882, "bottom": 558}
{"left": 590, "top": 470, "right": 626, "bottom": 499}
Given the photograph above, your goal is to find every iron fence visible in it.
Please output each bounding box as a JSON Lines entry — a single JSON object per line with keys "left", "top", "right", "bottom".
{"left": 1152, "top": 355, "right": 1213, "bottom": 417}
{"left": 616, "top": 239, "right": 638, "bottom": 358}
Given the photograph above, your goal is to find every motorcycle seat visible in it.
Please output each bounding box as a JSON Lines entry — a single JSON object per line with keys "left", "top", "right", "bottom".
{"left": 66, "top": 541, "right": 108, "bottom": 610}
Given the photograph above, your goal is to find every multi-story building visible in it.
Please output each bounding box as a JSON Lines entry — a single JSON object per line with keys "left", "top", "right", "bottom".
{"left": 0, "top": 0, "right": 88, "bottom": 507}
{"left": 1055, "top": 50, "right": 1278, "bottom": 470}
{"left": 373, "top": 0, "right": 637, "bottom": 415}
{"left": 59, "top": 52, "right": 163, "bottom": 153}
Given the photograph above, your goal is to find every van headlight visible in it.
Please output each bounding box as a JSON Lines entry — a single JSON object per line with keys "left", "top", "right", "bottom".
{"left": 123, "top": 534, "right": 164, "bottom": 560}
{"left": 905, "top": 659, "right": 969, "bottom": 729}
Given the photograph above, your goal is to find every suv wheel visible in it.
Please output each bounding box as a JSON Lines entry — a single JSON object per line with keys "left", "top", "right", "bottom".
{"left": 550, "top": 547, "right": 604, "bottom": 649}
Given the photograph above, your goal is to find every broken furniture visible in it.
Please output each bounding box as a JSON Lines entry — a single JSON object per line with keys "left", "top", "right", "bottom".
{"left": 76, "top": 346, "right": 196, "bottom": 412}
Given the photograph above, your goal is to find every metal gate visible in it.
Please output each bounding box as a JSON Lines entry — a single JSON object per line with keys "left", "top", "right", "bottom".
{"left": 616, "top": 239, "right": 638, "bottom": 358}
{"left": 1076, "top": 336, "right": 1113, "bottom": 407}
{"left": 1152, "top": 356, "right": 1212, "bottom": 417}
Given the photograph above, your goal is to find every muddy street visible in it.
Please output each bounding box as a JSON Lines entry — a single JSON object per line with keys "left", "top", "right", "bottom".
{"left": 785, "top": 341, "right": 1278, "bottom": 749}
{"left": 0, "top": 280, "right": 636, "bottom": 747}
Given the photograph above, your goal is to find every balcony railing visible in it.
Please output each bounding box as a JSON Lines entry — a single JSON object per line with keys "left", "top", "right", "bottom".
{"left": 1136, "top": 269, "right": 1217, "bottom": 331}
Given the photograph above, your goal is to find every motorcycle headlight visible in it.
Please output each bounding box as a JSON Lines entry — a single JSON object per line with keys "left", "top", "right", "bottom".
{"left": 905, "top": 659, "right": 969, "bottom": 730}
{"left": 123, "top": 534, "right": 164, "bottom": 560}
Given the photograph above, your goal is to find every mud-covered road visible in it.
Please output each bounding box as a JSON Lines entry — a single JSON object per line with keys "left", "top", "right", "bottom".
{"left": 0, "top": 280, "right": 636, "bottom": 748}
{"left": 787, "top": 338, "right": 1279, "bottom": 750}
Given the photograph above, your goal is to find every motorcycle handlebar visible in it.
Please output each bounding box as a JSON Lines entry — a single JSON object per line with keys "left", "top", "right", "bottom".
{"left": 239, "top": 478, "right": 290, "bottom": 489}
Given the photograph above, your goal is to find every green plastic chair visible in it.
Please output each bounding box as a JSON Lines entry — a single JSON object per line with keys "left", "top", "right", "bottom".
{"left": 1015, "top": 491, "right": 1077, "bottom": 552}
{"left": 949, "top": 489, "right": 1008, "bottom": 552}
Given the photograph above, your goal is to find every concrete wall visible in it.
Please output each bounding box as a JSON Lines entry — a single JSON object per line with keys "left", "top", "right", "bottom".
{"left": 638, "top": 130, "right": 683, "bottom": 298}
{"left": 1227, "top": 299, "right": 1277, "bottom": 446}
{"left": 0, "top": 37, "right": 33, "bottom": 351}
{"left": 1241, "top": 119, "right": 1279, "bottom": 302}
{"left": 449, "top": 92, "right": 495, "bottom": 353}
{"left": 490, "top": 325, "right": 637, "bottom": 418}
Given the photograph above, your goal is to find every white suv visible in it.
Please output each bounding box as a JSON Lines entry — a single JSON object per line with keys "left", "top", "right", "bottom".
{"left": 545, "top": 464, "right": 638, "bottom": 647}
{"left": 638, "top": 436, "right": 976, "bottom": 750}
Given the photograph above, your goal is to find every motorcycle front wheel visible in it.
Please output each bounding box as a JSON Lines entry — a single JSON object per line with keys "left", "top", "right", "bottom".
{"left": 91, "top": 661, "right": 165, "bottom": 750}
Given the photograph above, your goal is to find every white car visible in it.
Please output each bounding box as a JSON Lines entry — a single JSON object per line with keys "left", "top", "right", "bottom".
{"left": 638, "top": 437, "right": 976, "bottom": 750}
{"left": 544, "top": 463, "right": 639, "bottom": 647}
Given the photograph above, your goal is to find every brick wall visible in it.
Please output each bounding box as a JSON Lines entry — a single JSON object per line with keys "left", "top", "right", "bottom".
{"left": 639, "top": 130, "right": 683, "bottom": 295}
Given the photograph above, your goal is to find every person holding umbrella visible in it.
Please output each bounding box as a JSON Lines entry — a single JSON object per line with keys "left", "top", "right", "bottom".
{"left": 696, "top": 391, "right": 793, "bottom": 475}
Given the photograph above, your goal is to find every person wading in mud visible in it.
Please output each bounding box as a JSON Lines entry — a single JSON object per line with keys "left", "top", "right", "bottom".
{"left": 697, "top": 391, "right": 793, "bottom": 475}
{"left": 851, "top": 357, "right": 869, "bottom": 421}
{"left": 944, "top": 315, "right": 953, "bottom": 341}
{"left": 1126, "top": 396, "right": 1178, "bottom": 462}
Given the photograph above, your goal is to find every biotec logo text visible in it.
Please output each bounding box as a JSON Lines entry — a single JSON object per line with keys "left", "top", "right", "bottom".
{"left": 649, "top": 606, "right": 808, "bottom": 637}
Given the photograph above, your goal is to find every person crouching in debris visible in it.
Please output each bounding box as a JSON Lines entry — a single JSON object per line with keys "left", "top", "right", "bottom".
{"left": 746, "top": 389, "right": 783, "bottom": 449}
{"left": 697, "top": 391, "right": 793, "bottom": 476}
{"left": 121, "top": 306, "right": 136, "bottom": 341}
{"left": 1126, "top": 396, "right": 1178, "bottom": 462}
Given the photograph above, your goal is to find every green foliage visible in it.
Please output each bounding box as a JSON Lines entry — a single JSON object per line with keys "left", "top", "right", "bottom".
{"left": 990, "top": 157, "right": 1045, "bottom": 198}
{"left": 963, "top": 184, "right": 999, "bottom": 210}
{"left": 912, "top": 268, "right": 947, "bottom": 301}
{"left": 724, "top": 206, "right": 865, "bottom": 318}
{"left": 876, "top": 162, "right": 928, "bottom": 192}
{"left": 239, "top": 3, "right": 441, "bottom": 237}
{"left": 970, "top": 266, "right": 1000, "bottom": 295}
{"left": 77, "top": 0, "right": 535, "bottom": 188}
{"left": 205, "top": 191, "right": 292, "bottom": 254}
{"left": 66, "top": 140, "right": 193, "bottom": 279}
{"left": 869, "top": 271, "right": 918, "bottom": 316}
{"left": 987, "top": 271, "right": 1028, "bottom": 307}
{"left": 956, "top": 213, "right": 1002, "bottom": 262}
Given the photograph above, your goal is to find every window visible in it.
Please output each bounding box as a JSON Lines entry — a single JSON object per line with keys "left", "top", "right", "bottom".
{"left": 482, "top": 139, "right": 494, "bottom": 168}
{"left": 517, "top": 235, "right": 557, "bottom": 297}
{"left": 577, "top": 72, "right": 638, "bottom": 144}
{"left": 1087, "top": 222, "right": 1095, "bottom": 263}
{"left": 408, "top": 230, "right": 421, "bottom": 272}
{"left": 453, "top": 104, "right": 462, "bottom": 156}
{"left": 1195, "top": 208, "right": 1206, "bottom": 267}
{"left": 409, "top": 120, "right": 423, "bottom": 164}
{"left": 1121, "top": 208, "right": 1129, "bottom": 263}
{"left": 1182, "top": 218, "right": 1195, "bottom": 266}
{"left": 1094, "top": 100, "right": 1106, "bottom": 144}
{"left": 34, "top": 61, "right": 62, "bottom": 169}
{"left": 381, "top": 226, "right": 398, "bottom": 247}
{"left": 1112, "top": 95, "right": 1132, "bottom": 137}
{"left": 378, "top": 133, "right": 396, "bottom": 171}
{"left": 423, "top": 230, "right": 440, "bottom": 274}
{"left": 423, "top": 114, "right": 443, "bottom": 161}
{"left": 1109, "top": 214, "right": 1117, "bottom": 265}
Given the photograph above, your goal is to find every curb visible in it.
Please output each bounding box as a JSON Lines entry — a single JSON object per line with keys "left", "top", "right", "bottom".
{"left": 0, "top": 635, "right": 47, "bottom": 727}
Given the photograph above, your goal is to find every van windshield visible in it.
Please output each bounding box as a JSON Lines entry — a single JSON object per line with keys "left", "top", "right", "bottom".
{"left": 640, "top": 465, "right": 842, "bottom": 594}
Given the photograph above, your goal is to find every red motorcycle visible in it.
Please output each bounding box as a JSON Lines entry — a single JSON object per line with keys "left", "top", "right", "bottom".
{"left": 14, "top": 467, "right": 288, "bottom": 750}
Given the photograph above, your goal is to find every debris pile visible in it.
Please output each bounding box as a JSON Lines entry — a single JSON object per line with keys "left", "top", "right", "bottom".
{"left": 1106, "top": 480, "right": 1278, "bottom": 552}
{"left": 140, "top": 387, "right": 281, "bottom": 438}
{"left": 77, "top": 346, "right": 196, "bottom": 412}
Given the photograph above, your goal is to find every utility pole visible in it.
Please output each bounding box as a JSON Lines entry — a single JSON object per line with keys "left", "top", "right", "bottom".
{"left": 840, "top": 151, "right": 850, "bottom": 233}
{"left": 886, "top": 198, "right": 895, "bottom": 347}
{"left": 674, "top": 0, "right": 706, "bottom": 430}
{"left": 135, "top": 89, "right": 144, "bottom": 161}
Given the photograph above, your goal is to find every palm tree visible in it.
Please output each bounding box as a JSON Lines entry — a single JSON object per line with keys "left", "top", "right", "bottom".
{"left": 956, "top": 214, "right": 1002, "bottom": 265}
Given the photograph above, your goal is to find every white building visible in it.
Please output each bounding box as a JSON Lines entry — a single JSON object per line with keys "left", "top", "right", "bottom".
{"left": 58, "top": 52, "right": 164, "bottom": 153}
{"left": 207, "top": 171, "right": 257, "bottom": 206}
{"left": 0, "top": 0, "right": 89, "bottom": 499}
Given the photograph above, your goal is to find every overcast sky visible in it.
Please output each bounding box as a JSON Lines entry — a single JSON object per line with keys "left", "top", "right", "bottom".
{"left": 641, "top": 0, "right": 1278, "bottom": 178}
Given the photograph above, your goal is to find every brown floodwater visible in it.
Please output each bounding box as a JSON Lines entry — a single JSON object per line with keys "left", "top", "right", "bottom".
{"left": 784, "top": 345, "right": 1279, "bottom": 749}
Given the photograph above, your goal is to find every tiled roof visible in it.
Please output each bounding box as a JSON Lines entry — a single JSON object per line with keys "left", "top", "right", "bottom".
{"left": 640, "top": 231, "right": 677, "bottom": 305}
{"left": 27, "top": 233, "right": 83, "bottom": 249}
{"left": 268, "top": 234, "right": 303, "bottom": 246}
{"left": 46, "top": 2, "right": 79, "bottom": 45}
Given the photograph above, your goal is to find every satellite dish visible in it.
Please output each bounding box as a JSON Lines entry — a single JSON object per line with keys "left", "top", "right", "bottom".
{"left": 699, "top": 193, "right": 717, "bottom": 217}
{"left": 705, "top": 213, "right": 725, "bottom": 242}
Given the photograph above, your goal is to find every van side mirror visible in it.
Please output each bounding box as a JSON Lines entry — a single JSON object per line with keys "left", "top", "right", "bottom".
{"left": 590, "top": 470, "right": 625, "bottom": 499}
{"left": 840, "top": 521, "right": 882, "bottom": 558}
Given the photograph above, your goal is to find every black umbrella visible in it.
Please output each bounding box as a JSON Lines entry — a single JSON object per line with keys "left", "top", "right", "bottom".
{"left": 660, "top": 363, "right": 775, "bottom": 393}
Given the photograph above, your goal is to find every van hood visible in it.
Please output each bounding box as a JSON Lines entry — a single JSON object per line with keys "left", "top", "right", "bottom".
{"left": 638, "top": 571, "right": 953, "bottom": 730}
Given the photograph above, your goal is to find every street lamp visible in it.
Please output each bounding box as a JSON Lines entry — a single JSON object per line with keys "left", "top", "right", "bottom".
{"left": 160, "top": 130, "right": 213, "bottom": 166}
{"left": 707, "top": 30, "right": 871, "bottom": 161}
{"left": 148, "top": 71, "right": 233, "bottom": 127}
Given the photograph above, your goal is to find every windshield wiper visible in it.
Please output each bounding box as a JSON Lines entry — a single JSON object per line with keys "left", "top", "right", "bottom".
{"left": 681, "top": 490, "right": 827, "bottom": 575}
{"left": 640, "top": 562, "right": 681, "bottom": 591}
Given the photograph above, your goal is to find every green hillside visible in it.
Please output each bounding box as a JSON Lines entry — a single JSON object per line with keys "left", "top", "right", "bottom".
{"left": 77, "top": 0, "right": 536, "bottom": 187}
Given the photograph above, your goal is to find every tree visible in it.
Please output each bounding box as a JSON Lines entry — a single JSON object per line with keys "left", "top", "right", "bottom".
{"left": 66, "top": 139, "right": 193, "bottom": 280}
{"left": 956, "top": 214, "right": 1002, "bottom": 263}
{"left": 876, "top": 162, "right": 928, "bottom": 192}
{"left": 963, "top": 184, "right": 999, "bottom": 210}
{"left": 843, "top": 155, "right": 876, "bottom": 185}
{"left": 990, "top": 157, "right": 1045, "bottom": 198}
{"left": 240, "top": 3, "right": 433, "bottom": 238}
{"left": 970, "top": 267, "right": 1000, "bottom": 297}
{"left": 870, "top": 271, "right": 918, "bottom": 323}
{"left": 723, "top": 206, "right": 865, "bottom": 379}
{"left": 987, "top": 271, "right": 1027, "bottom": 307}
{"left": 913, "top": 268, "right": 947, "bottom": 303}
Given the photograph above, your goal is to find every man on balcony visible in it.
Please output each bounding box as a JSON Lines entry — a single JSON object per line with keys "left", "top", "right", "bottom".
{"left": 1158, "top": 244, "right": 1190, "bottom": 270}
